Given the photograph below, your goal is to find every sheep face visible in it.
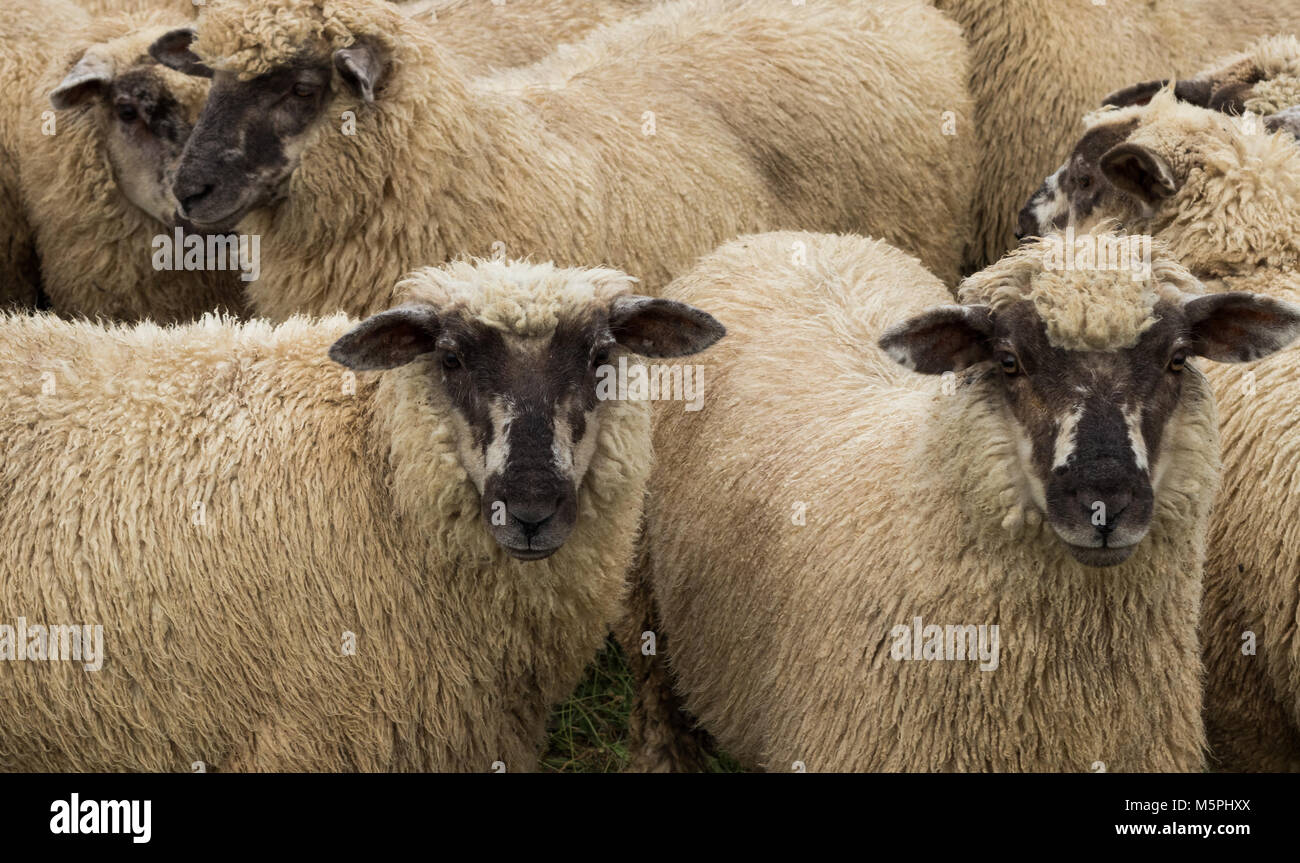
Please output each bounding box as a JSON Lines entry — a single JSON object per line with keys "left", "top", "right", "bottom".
{"left": 329, "top": 289, "right": 724, "bottom": 560}
{"left": 1016, "top": 117, "right": 1140, "bottom": 241}
{"left": 153, "top": 29, "right": 375, "bottom": 232}
{"left": 880, "top": 288, "right": 1300, "bottom": 567}
{"left": 50, "top": 33, "right": 210, "bottom": 227}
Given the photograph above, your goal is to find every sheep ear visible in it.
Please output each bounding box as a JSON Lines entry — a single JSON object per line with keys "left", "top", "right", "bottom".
{"left": 148, "top": 28, "right": 212, "bottom": 78}
{"left": 1184, "top": 292, "right": 1300, "bottom": 363}
{"left": 878, "top": 305, "right": 994, "bottom": 374}
{"left": 1264, "top": 106, "right": 1300, "bottom": 139}
{"left": 1100, "top": 142, "right": 1178, "bottom": 205}
{"left": 1171, "top": 77, "right": 1215, "bottom": 107}
{"left": 608, "top": 296, "right": 725, "bottom": 358}
{"left": 328, "top": 305, "right": 442, "bottom": 370}
{"left": 334, "top": 41, "right": 384, "bottom": 103}
{"left": 50, "top": 52, "right": 114, "bottom": 110}
{"left": 1101, "top": 79, "right": 1168, "bottom": 108}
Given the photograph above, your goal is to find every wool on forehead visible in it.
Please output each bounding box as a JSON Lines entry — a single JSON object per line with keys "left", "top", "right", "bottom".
{"left": 193, "top": 0, "right": 407, "bottom": 80}
{"left": 394, "top": 259, "right": 634, "bottom": 338}
{"left": 958, "top": 234, "right": 1203, "bottom": 351}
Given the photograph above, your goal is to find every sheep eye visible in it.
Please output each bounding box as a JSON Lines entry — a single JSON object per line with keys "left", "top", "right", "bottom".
{"left": 292, "top": 82, "right": 319, "bottom": 98}
{"left": 592, "top": 347, "right": 611, "bottom": 367}
{"left": 1169, "top": 351, "right": 1187, "bottom": 372}
{"left": 1076, "top": 175, "right": 1092, "bottom": 190}
{"left": 115, "top": 103, "right": 138, "bottom": 123}
{"left": 998, "top": 353, "right": 1019, "bottom": 375}
{"left": 441, "top": 352, "right": 462, "bottom": 371}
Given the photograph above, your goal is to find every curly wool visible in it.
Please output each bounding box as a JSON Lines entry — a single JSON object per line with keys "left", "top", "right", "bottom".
{"left": 0, "top": 260, "right": 651, "bottom": 772}
{"left": 934, "top": 0, "right": 1300, "bottom": 270}
{"left": 17, "top": 9, "right": 247, "bottom": 323}
{"left": 190, "top": 0, "right": 974, "bottom": 320}
{"left": 631, "top": 231, "right": 1217, "bottom": 772}
{"left": 959, "top": 232, "right": 1202, "bottom": 351}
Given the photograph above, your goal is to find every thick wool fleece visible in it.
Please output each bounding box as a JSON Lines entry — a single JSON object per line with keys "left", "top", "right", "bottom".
{"left": 0, "top": 261, "right": 651, "bottom": 772}
{"left": 1103, "top": 96, "right": 1300, "bottom": 770}
{"left": 191, "top": 0, "right": 973, "bottom": 320}
{"left": 933, "top": 0, "right": 1300, "bottom": 271}
{"left": 18, "top": 10, "right": 247, "bottom": 323}
{"left": 634, "top": 232, "right": 1217, "bottom": 772}
{"left": 405, "top": 0, "right": 654, "bottom": 71}
{"left": 0, "top": 0, "right": 90, "bottom": 310}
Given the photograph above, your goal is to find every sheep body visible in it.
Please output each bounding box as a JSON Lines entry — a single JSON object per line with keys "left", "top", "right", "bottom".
{"left": 633, "top": 231, "right": 1219, "bottom": 771}
{"left": 189, "top": 0, "right": 974, "bottom": 319}
{"left": 935, "top": 0, "right": 1300, "bottom": 269}
{"left": 0, "top": 260, "right": 651, "bottom": 772}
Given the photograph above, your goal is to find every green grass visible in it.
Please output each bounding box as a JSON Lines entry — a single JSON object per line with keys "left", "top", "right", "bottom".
{"left": 540, "top": 636, "right": 635, "bottom": 772}
{"left": 539, "top": 635, "right": 743, "bottom": 773}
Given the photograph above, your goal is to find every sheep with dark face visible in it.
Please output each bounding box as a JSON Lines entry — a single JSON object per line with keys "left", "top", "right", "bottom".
{"left": 1017, "top": 89, "right": 1300, "bottom": 771}
{"left": 626, "top": 230, "right": 1300, "bottom": 772}
{"left": 0, "top": 258, "right": 724, "bottom": 771}
{"left": 147, "top": 0, "right": 974, "bottom": 321}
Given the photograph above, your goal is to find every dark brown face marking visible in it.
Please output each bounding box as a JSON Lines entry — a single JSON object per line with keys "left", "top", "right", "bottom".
{"left": 328, "top": 287, "right": 725, "bottom": 560}
{"left": 984, "top": 300, "right": 1195, "bottom": 565}
{"left": 1017, "top": 118, "right": 1140, "bottom": 239}
{"left": 172, "top": 61, "right": 334, "bottom": 231}
{"left": 110, "top": 63, "right": 191, "bottom": 146}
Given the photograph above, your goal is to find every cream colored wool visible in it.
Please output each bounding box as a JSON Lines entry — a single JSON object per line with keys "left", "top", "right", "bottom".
{"left": 1183, "top": 34, "right": 1300, "bottom": 115}
{"left": 0, "top": 260, "right": 651, "bottom": 772}
{"left": 934, "top": 0, "right": 1300, "bottom": 271}
{"left": 0, "top": 0, "right": 90, "bottom": 310}
{"left": 631, "top": 231, "right": 1217, "bottom": 772}
{"left": 190, "top": 0, "right": 973, "bottom": 320}
{"left": 1081, "top": 93, "right": 1300, "bottom": 770}
{"left": 75, "top": 0, "right": 201, "bottom": 15}
{"left": 18, "top": 10, "right": 247, "bottom": 323}
{"left": 403, "top": 0, "right": 654, "bottom": 71}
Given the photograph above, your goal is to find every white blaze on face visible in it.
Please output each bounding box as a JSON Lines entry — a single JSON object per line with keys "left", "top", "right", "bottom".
{"left": 1051, "top": 404, "right": 1084, "bottom": 470}
{"left": 1123, "top": 405, "right": 1149, "bottom": 473}
{"left": 450, "top": 395, "right": 515, "bottom": 494}
{"left": 553, "top": 397, "right": 601, "bottom": 488}
{"left": 1029, "top": 165, "right": 1067, "bottom": 234}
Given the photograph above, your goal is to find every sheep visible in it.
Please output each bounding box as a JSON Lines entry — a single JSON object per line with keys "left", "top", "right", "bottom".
{"left": 15, "top": 7, "right": 254, "bottom": 323}
{"left": 625, "top": 229, "right": 1300, "bottom": 772}
{"left": 149, "top": 0, "right": 974, "bottom": 321}
{"left": 0, "top": 257, "right": 724, "bottom": 771}
{"left": 0, "top": 0, "right": 90, "bottom": 310}
{"left": 400, "top": 0, "right": 655, "bottom": 71}
{"left": 933, "top": 0, "right": 1300, "bottom": 271}
{"left": 1016, "top": 90, "right": 1300, "bottom": 771}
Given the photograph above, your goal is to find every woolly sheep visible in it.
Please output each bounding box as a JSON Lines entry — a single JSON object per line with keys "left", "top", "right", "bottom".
{"left": 934, "top": 0, "right": 1300, "bottom": 270}
{"left": 1018, "top": 90, "right": 1300, "bottom": 771}
{"left": 0, "top": 0, "right": 89, "bottom": 310}
{"left": 0, "top": 258, "right": 723, "bottom": 771}
{"left": 625, "top": 229, "right": 1300, "bottom": 772}
{"left": 151, "top": 0, "right": 974, "bottom": 321}
{"left": 15, "top": 8, "right": 253, "bottom": 323}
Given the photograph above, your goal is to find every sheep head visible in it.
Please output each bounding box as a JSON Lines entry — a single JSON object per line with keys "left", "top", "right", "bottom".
{"left": 49, "top": 21, "right": 212, "bottom": 228}
{"left": 328, "top": 261, "right": 725, "bottom": 561}
{"left": 151, "top": 1, "right": 400, "bottom": 232}
{"left": 880, "top": 238, "right": 1300, "bottom": 567}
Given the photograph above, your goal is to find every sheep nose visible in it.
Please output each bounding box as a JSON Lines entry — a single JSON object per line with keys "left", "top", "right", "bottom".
{"left": 177, "top": 183, "right": 214, "bottom": 215}
{"left": 1076, "top": 488, "right": 1133, "bottom": 534}
{"left": 507, "top": 495, "right": 561, "bottom": 537}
